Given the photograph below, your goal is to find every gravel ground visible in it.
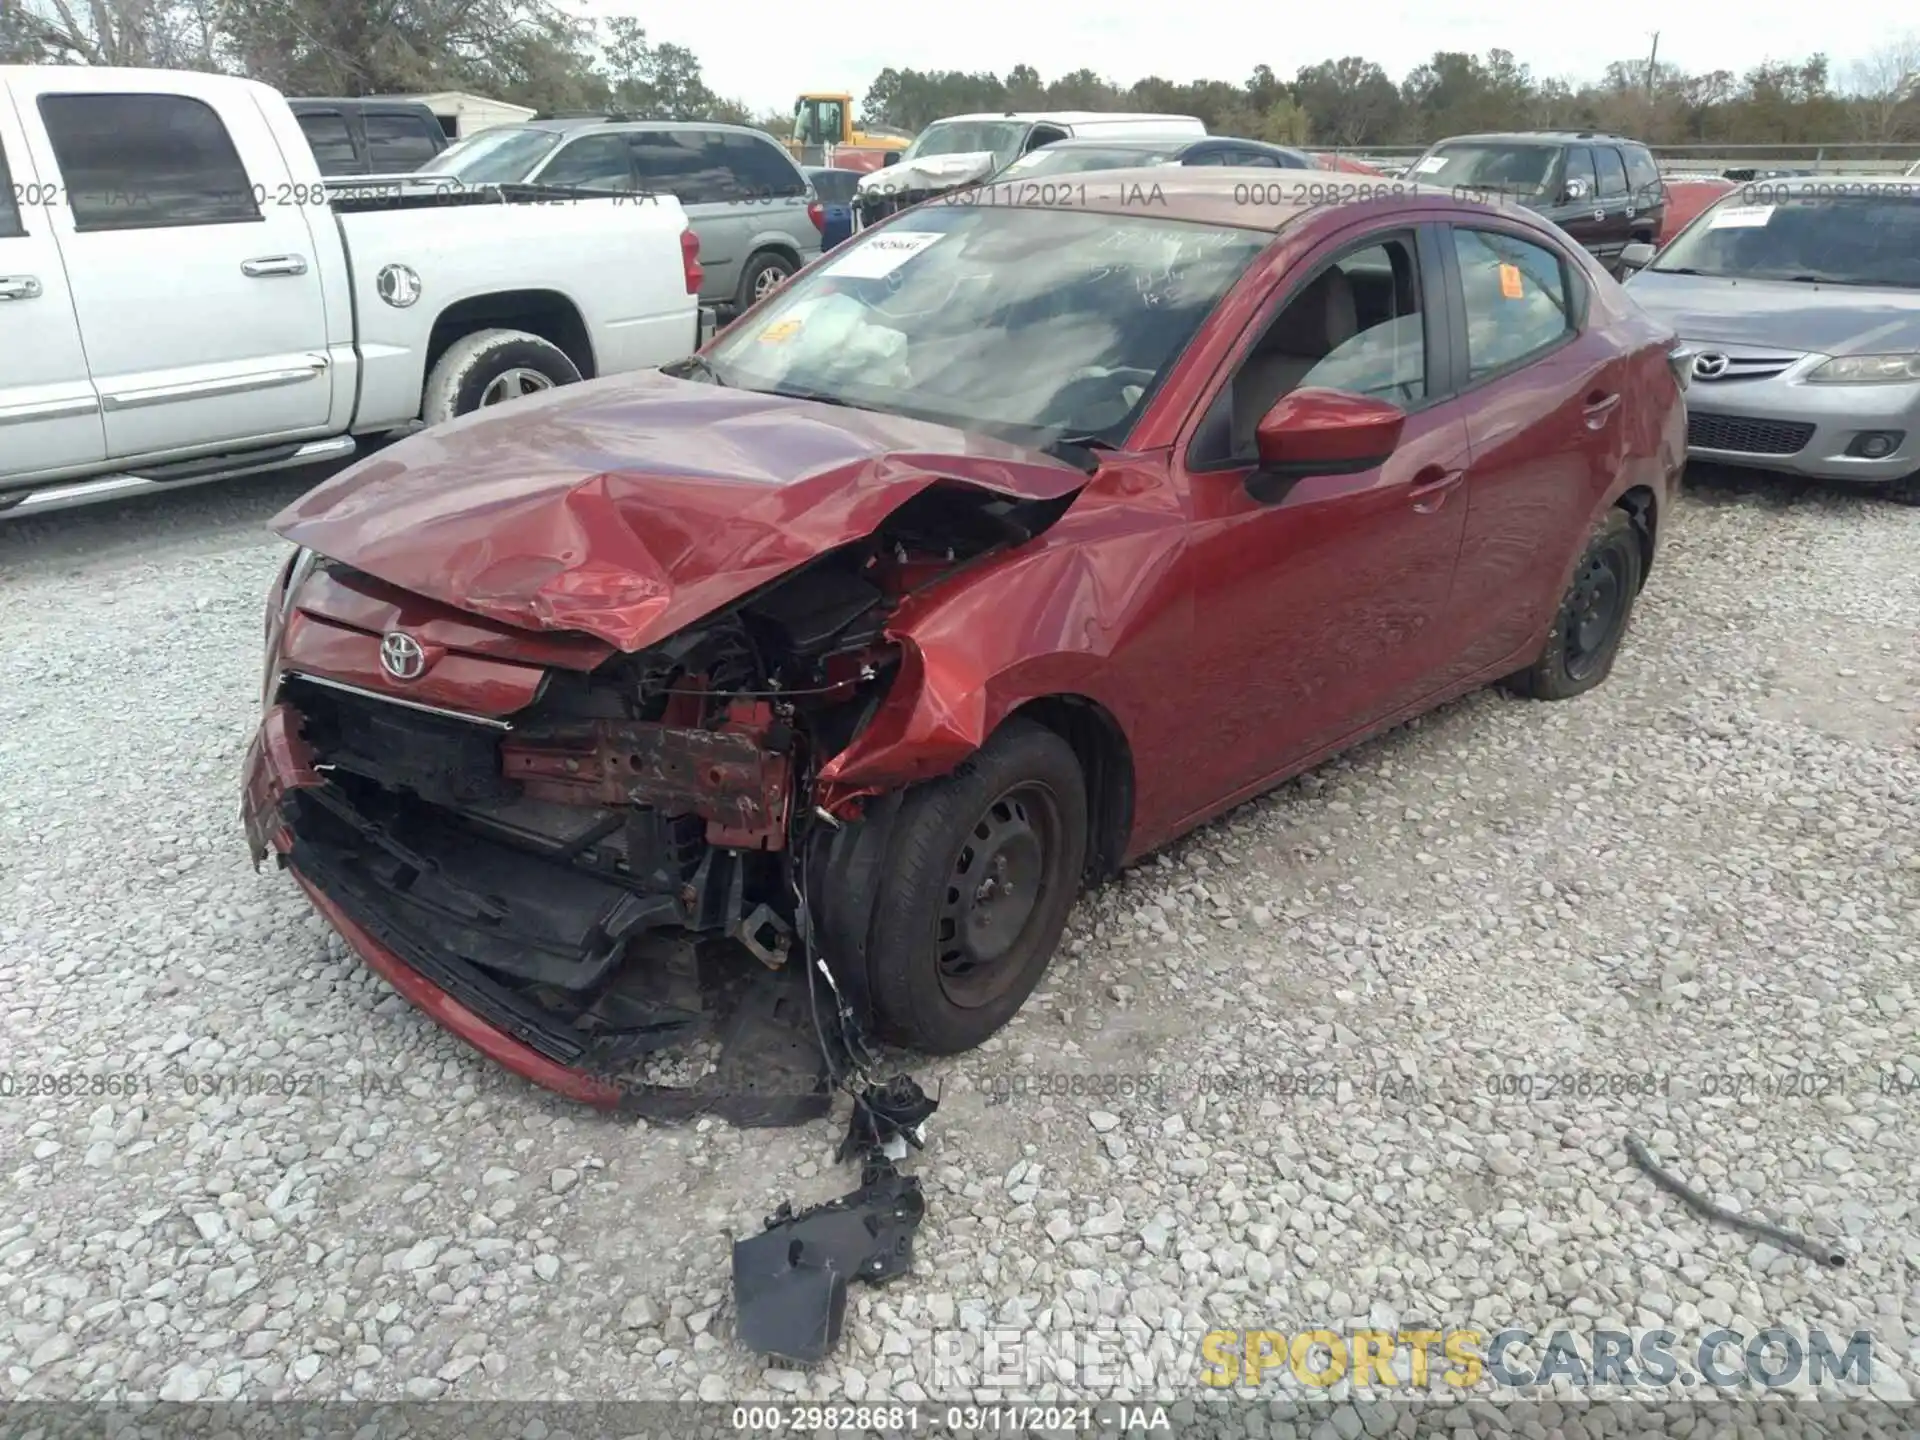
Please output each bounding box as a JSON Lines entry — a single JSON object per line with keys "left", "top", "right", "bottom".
{"left": 1, "top": 467, "right": 1917, "bottom": 1421}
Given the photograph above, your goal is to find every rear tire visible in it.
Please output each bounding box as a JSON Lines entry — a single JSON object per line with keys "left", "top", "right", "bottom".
{"left": 1502, "top": 507, "right": 1643, "bottom": 701}
{"left": 865, "top": 719, "right": 1088, "bottom": 1055}
{"left": 420, "top": 328, "right": 581, "bottom": 426}
{"left": 736, "top": 251, "right": 796, "bottom": 311}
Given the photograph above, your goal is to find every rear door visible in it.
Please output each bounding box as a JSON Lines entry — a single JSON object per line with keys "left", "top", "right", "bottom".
{"left": 1442, "top": 221, "right": 1627, "bottom": 675}
{"left": 363, "top": 109, "right": 444, "bottom": 173}
{"left": 0, "top": 93, "right": 106, "bottom": 484}
{"left": 629, "top": 128, "right": 743, "bottom": 303}
{"left": 17, "top": 81, "right": 334, "bottom": 463}
{"left": 294, "top": 107, "right": 364, "bottom": 176}
{"left": 1591, "top": 146, "right": 1636, "bottom": 263}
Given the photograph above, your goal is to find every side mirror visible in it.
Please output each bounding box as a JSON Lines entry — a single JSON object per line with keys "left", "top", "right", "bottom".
{"left": 1247, "top": 389, "right": 1405, "bottom": 503}
{"left": 1564, "top": 177, "right": 1591, "bottom": 202}
{"left": 1619, "top": 241, "right": 1657, "bottom": 273}
{"left": 883, "top": 151, "right": 900, "bottom": 167}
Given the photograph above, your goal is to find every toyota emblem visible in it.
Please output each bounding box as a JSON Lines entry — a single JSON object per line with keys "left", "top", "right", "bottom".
{"left": 380, "top": 631, "right": 427, "bottom": 682}
{"left": 1691, "top": 352, "right": 1730, "bottom": 380}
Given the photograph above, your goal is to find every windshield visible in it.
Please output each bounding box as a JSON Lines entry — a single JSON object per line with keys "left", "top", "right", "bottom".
{"left": 417, "top": 127, "right": 562, "bottom": 182}
{"left": 700, "top": 205, "right": 1267, "bottom": 444}
{"left": 900, "top": 120, "right": 1030, "bottom": 169}
{"left": 1653, "top": 188, "right": 1920, "bottom": 288}
{"left": 995, "top": 146, "right": 1181, "bottom": 179}
{"left": 1411, "top": 143, "right": 1560, "bottom": 197}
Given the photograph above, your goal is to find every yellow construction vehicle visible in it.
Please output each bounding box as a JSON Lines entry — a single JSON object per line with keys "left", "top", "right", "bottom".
{"left": 786, "top": 93, "right": 914, "bottom": 173}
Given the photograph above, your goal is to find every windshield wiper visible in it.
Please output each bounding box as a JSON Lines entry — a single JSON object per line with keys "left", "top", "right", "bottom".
{"left": 661, "top": 353, "right": 729, "bottom": 386}
{"left": 1041, "top": 435, "right": 1117, "bottom": 475}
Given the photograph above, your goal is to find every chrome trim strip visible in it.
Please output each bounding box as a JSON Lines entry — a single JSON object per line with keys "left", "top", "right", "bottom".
{"left": 282, "top": 670, "right": 514, "bottom": 730}
{"left": 101, "top": 359, "right": 330, "bottom": 412}
{"left": 0, "top": 395, "right": 100, "bottom": 427}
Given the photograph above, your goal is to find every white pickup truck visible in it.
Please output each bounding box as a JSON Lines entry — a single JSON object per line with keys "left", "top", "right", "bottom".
{"left": 0, "top": 66, "right": 709, "bottom": 514}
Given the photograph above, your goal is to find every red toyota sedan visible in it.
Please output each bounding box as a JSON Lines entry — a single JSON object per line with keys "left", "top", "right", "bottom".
{"left": 244, "top": 172, "right": 1687, "bottom": 1116}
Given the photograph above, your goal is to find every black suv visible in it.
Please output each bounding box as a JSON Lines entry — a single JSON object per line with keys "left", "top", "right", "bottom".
{"left": 1405, "top": 131, "right": 1666, "bottom": 273}
{"left": 289, "top": 98, "right": 449, "bottom": 176}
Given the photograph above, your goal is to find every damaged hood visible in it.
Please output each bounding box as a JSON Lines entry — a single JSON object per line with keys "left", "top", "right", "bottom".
{"left": 272, "top": 372, "right": 1088, "bottom": 652}
{"left": 857, "top": 150, "right": 998, "bottom": 196}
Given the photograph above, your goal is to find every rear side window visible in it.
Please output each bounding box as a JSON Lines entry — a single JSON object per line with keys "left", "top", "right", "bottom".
{"left": 808, "top": 169, "right": 858, "bottom": 205}
{"left": 1562, "top": 146, "right": 1595, "bottom": 196}
{"left": 297, "top": 111, "right": 359, "bottom": 172}
{"left": 39, "top": 93, "right": 260, "bottom": 231}
{"left": 365, "top": 113, "right": 441, "bottom": 170}
{"left": 1595, "top": 147, "right": 1629, "bottom": 198}
{"left": 1451, "top": 228, "right": 1574, "bottom": 380}
{"left": 1624, "top": 146, "right": 1663, "bottom": 200}
{"left": 724, "top": 133, "right": 805, "bottom": 199}
{"left": 629, "top": 130, "right": 735, "bottom": 206}
{"left": 0, "top": 140, "right": 23, "bottom": 237}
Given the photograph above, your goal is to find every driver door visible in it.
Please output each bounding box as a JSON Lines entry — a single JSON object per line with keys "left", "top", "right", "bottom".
{"left": 1169, "top": 223, "right": 1474, "bottom": 816}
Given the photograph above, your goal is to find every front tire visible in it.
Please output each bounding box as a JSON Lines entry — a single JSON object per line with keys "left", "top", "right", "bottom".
{"left": 1503, "top": 507, "right": 1643, "bottom": 700}
{"left": 420, "top": 329, "right": 581, "bottom": 426}
{"left": 865, "top": 718, "right": 1088, "bottom": 1055}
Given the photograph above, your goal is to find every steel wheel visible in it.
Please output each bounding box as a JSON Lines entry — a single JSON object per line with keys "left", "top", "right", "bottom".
{"left": 934, "top": 782, "right": 1067, "bottom": 1010}
{"left": 1562, "top": 544, "right": 1629, "bottom": 682}
{"left": 479, "top": 368, "right": 556, "bottom": 407}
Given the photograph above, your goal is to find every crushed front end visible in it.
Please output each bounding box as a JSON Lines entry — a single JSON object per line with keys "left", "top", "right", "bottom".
{"left": 243, "top": 484, "right": 1070, "bottom": 1121}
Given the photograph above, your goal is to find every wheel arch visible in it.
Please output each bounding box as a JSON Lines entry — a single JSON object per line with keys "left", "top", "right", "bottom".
{"left": 423, "top": 289, "right": 597, "bottom": 386}
{"left": 1005, "top": 693, "right": 1136, "bottom": 884}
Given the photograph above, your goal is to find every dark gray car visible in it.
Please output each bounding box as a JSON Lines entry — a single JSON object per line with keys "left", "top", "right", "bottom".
{"left": 419, "top": 118, "right": 823, "bottom": 312}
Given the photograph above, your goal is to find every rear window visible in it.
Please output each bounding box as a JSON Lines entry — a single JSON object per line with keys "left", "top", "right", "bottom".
{"left": 807, "top": 169, "right": 859, "bottom": 205}
{"left": 1653, "top": 187, "right": 1920, "bottom": 288}
{"left": 1411, "top": 143, "right": 1560, "bottom": 198}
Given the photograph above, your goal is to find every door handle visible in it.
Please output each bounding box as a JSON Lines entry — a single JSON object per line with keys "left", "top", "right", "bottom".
{"left": 1408, "top": 465, "right": 1465, "bottom": 513}
{"left": 1583, "top": 391, "right": 1622, "bottom": 429}
{"left": 241, "top": 255, "right": 308, "bottom": 278}
{"left": 0, "top": 275, "right": 43, "bottom": 301}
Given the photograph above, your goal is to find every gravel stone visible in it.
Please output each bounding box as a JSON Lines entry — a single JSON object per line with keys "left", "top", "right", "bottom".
{"left": 2, "top": 471, "right": 1916, "bottom": 1408}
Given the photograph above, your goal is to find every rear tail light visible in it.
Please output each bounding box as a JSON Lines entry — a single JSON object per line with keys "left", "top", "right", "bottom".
{"left": 806, "top": 200, "right": 826, "bottom": 233}
{"left": 680, "top": 226, "right": 703, "bottom": 295}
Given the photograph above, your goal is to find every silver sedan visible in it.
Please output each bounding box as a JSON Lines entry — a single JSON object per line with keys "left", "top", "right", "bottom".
{"left": 1621, "top": 177, "right": 1920, "bottom": 501}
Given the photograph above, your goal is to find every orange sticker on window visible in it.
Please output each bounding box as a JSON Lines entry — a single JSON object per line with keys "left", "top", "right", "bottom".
{"left": 1498, "top": 263, "right": 1524, "bottom": 299}
{"left": 758, "top": 319, "right": 803, "bottom": 343}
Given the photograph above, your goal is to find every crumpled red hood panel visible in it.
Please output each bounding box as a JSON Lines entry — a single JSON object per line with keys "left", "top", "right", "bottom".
{"left": 273, "top": 372, "right": 1088, "bottom": 652}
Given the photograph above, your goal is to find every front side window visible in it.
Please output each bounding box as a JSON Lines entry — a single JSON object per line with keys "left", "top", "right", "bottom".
{"left": 1562, "top": 146, "right": 1596, "bottom": 198}
{"left": 1452, "top": 228, "right": 1574, "bottom": 379}
{"left": 701, "top": 205, "right": 1268, "bottom": 445}
{"left": 1203, "top": 235, "right": 1427, "bottom": 463}
{"left": 1651, "top": 189, "right": 1920, "bottom": 288}
{"left": 39, "top": 93, "right": 260, "bottom": 231}
{"left": 0, "top": 140, "right": 26, "bottom": 237}
{"left": 537, "top": 134, "right": 637, "bottom": 190}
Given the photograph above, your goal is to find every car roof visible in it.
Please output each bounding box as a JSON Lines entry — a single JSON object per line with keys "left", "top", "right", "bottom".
{"left": 928, "top": 111, "right": 1201, "bottom": 126}
{"left": 1431, "top": 132, "right": 1644, "bottom": 147}
{"left": 945, "top": 166, "right": 1462, "bottom": 231}
{"left": 515, "top": 118, "right": 776, "bottom": 137}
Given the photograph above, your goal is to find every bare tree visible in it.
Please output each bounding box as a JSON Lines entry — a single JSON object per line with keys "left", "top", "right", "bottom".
{"left": 1, "top": 0, "right": 220, "bottom": 66}
{"left": 1845, "top": 33, "right": 1920, "bottom": 139}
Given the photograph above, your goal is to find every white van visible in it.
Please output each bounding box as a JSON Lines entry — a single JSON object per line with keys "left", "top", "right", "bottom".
{"left": 854, "top": 111, "right": 1206, "bottom": 224}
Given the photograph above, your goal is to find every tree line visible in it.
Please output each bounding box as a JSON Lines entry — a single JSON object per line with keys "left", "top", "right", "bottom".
{"left": 3, "top": 0, "right": 1917, "bottom": 151}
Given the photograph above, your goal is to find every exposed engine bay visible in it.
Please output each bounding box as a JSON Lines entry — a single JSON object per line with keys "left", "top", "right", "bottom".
{"left": 267, "top": 480, "right": 1078, "bottom": 1123}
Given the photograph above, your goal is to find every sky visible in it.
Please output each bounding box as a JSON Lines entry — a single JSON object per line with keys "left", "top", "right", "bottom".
{"left": 583, "top": 0, "right": 1913, "bottom": 119}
